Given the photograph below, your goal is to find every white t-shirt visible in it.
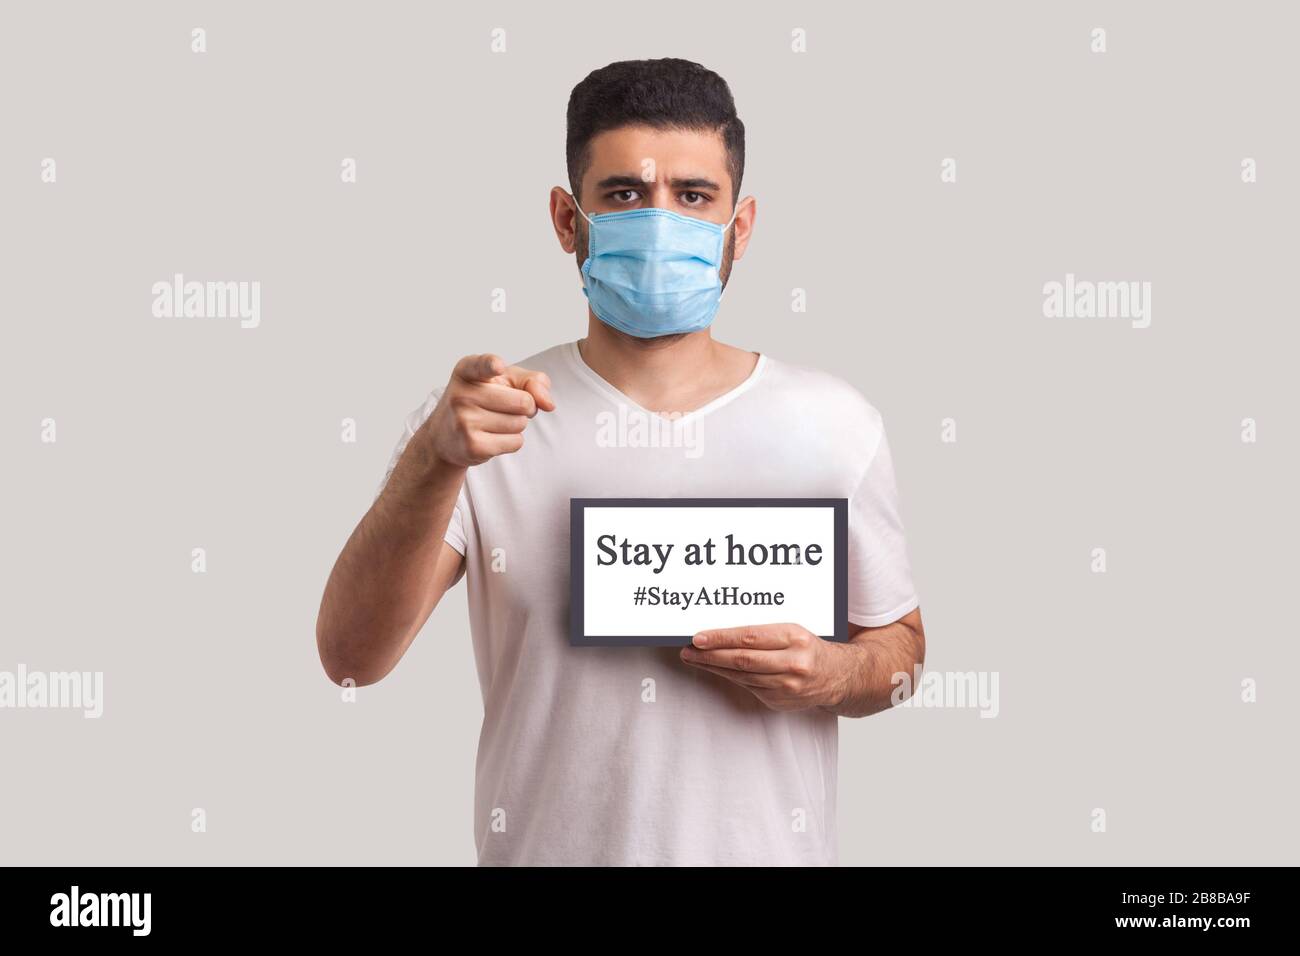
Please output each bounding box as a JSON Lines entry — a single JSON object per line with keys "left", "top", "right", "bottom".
{"left": 379, "top": 341, "right": 918, "bottom": 865}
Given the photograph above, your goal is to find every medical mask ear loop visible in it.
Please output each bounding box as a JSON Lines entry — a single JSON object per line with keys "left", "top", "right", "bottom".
{"left": 717, "top": 201, "right": 741, "bottom": 301}
{"left": 722, "top": 200, "right": 742, "bottom": 232}
{"left": 573, "top": 198, "right": 595, "bottom": 295}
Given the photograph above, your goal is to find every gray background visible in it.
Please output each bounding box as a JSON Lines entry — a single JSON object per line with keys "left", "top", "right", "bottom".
{"left": 1, "top": 0, "right": 1296, "bottom": 865}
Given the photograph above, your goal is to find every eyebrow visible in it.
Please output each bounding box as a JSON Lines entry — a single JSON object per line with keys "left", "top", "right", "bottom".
{"left": 594, "top": 174, "right": 723, "bottom": 192}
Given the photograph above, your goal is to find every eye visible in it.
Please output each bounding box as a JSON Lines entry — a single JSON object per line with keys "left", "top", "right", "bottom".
{"left": 680, "top": 191, "right": 709, "bottom": 207}
{"left": 607, "top": 189, "right": 641, "bottom": 204}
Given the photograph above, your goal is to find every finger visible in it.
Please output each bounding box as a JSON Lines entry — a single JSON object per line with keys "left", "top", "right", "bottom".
{"left": 472, "top": 432, "right": 525, "bottom": 457}
{"left": 681, "top": 645, "right": 795, "bottom": 674}
{"left": 454, "top": 353, "right": 506, "bottom": 384}
{"left": 468, "top": 410, "right": 530, "bottom": 435}
{"left": 683, "top": 659, "right": 787, "bottom": 689}
{"left": 501, "top": 366, "right": 555, "bottom": 412}
{"left": 468, "top": 382, "right": 538, "bottom": 418}
{"left": 691, "top": 624, "right": 792, "bottom": 651}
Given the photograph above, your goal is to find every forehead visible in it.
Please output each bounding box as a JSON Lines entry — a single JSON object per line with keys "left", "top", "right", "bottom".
{"left": 582, "top": 124, "right": 731, "bottom": 187}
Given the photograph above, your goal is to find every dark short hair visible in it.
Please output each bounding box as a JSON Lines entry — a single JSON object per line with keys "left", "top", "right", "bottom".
{"left": 566, "top": 58, "right": 746, "bottom": 202}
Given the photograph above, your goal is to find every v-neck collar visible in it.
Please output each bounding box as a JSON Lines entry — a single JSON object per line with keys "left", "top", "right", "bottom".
{"left": 563, "top": 340, "right": 769, "bottom": 426}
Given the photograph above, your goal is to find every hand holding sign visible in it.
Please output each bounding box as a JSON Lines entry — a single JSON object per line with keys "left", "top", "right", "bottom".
{"left": 424, "top": 354, "right": 556, "bottom": 467}
{"left": 679, "top": 623, "right": 854, "bottom": 712}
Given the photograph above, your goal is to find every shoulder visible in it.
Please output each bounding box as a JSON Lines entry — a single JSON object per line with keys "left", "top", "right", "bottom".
{"left": 761, "top": 354, "right": 885, "bottom": 440}
{"left": 751, "top": 354, "right": 892, "bottom": 486}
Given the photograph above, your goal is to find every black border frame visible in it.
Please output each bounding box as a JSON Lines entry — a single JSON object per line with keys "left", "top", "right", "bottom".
{"left": 569, "top": 497, "right": 849, "bottom": 646}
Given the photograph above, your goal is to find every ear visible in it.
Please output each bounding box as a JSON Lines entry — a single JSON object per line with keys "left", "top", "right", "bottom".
{"left": 550, "top": 187, "right": 581, "bottom": 254}
{"left": 730, "top": 197, "right": 757, "bottom": 261}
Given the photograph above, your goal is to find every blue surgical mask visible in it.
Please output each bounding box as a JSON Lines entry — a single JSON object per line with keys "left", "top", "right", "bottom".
{"left": 574, "top": 199, "right": 740, "bottom": 338}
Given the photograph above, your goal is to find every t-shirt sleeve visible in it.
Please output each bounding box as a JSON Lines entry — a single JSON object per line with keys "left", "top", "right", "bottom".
{"left": 846, "top": 422, "right": 919, "bottom": 627}
{"left": 374, "top": 388, "right": 469, "bottom": 556}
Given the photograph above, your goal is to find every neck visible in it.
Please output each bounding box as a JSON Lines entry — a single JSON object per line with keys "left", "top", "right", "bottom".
{"left": 576, "top": 313, "right": 758, "bottom": 414}
{"left": 582, "top": 314, "right": 717, "bottom": 392}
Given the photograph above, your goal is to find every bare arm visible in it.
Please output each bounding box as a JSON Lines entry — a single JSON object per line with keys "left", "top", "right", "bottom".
{"left": 315, "top": 453, "right": 468, "bottom": 687}
{"left": 315, "top": 353, "right": 554, "bottom": 686}
{"left": 819, "top": 608, "right": 926, "bottom": 718}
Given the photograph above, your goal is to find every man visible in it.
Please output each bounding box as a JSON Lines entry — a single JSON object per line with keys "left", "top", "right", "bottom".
{"left": 316, "top": 58, "right": 924, "bottom": 866}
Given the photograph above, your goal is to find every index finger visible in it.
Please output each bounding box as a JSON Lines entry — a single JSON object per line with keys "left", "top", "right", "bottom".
{"left": 691, "top": 625, "right": 793, "bottom": 650}
{"left": 454, "top": 353, "right": 506, "bottom": 383}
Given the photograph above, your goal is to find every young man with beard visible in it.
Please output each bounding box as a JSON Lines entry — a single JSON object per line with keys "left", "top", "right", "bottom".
{"left": 317, "top": 58, "right": 924, "bottom": 866}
